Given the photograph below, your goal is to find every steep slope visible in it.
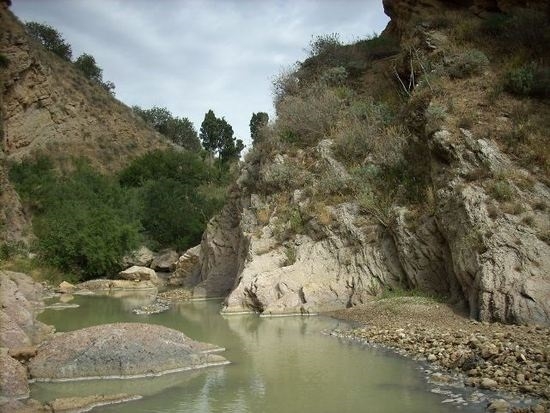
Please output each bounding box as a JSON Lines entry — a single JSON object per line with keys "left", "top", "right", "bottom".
{"left": 0, "top": 4, "right": 170, "bottom": 173}
{"left": 185, "top": 0, "right": 550, "bottom": 325}
{"left": 0, "top": 3, "right": 170, "bottom": 242}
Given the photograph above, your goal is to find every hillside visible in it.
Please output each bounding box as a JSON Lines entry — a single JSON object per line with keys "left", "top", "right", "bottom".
{"left": 180, "top": 0, "right": 550, "bottom": 325}
{"left": 0, "top": 3, "right": 171, "bottom": 242}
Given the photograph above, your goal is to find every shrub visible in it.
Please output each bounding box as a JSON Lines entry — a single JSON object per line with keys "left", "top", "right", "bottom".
{"left": 319, "top": 66, "right": 348, "bottom": 86}
{"left": 448, "top": 49, "right": 489, "bottom": 78}
{"left": 308, "top": 33, "right": 342, "bottom": 58}
{"left": 276, "top": 87, "right": 343, "bottom": 145}
{"left": 504, "top": 63, "right": 550, "bottom": 98}
{"left": 0, "top": 53, "right": 9, "bottom": 68}
{"left": 283, "top": 246, "right": 297, "bottom": 266}
{"left": 489, "top": 179, "right": 514, "bottom": 201}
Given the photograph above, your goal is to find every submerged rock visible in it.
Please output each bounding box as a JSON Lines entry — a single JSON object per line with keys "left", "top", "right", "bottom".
{"left": 49, "top": 393, "right": 142, "bottom": 412}
{"left": 29, "top": 323, "right": 228, "bottom": 381}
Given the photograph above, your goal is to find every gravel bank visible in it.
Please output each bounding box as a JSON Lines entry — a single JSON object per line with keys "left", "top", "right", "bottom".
{"left": 329, "top": 297, "right": 550, "bottom": 412}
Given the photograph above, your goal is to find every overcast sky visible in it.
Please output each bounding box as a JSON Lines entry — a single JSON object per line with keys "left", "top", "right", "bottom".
{"left": 12, "top": 0, "right": 389, "bottom": 148}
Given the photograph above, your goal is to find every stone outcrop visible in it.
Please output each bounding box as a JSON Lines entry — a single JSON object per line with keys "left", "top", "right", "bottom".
{"left": 192, "top": 128, "right": 550, "bottom": 324}
{"left": 0, "top": 271, "right": 54, "bottom": 349}
{"left": 29, "top": 323, "right": 228, "bottom": 381}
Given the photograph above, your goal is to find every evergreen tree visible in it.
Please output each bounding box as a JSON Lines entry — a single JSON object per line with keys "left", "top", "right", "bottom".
{"left": 249, "top": 112, "right": 269, "bottom": 144}
{"left": 199, "top": 110, "right": 244, "bottom": 161}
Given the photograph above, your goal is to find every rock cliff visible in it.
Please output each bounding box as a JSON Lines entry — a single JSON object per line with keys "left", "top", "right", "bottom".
{"left": 186, "top": 1, "right": 550, "bottom": 325}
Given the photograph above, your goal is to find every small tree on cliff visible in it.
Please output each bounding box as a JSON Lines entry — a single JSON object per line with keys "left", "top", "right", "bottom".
{"left": 25, "top": 22, "right": 72, "bottom": 61}
{"left": 74, "top": 53, "right": 116, "bottom": 95}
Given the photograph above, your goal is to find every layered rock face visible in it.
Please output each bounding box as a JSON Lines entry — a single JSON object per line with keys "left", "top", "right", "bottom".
{"left": 0, "top": 5, "right": 169, "bottom": 173}
{"left": 187, "top": 3, "right": 550, "bottom": 325}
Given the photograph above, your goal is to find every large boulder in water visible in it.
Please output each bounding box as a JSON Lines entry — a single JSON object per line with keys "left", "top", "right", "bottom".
{"left": 29, "top": 323, "right": 228, "bottom": 381}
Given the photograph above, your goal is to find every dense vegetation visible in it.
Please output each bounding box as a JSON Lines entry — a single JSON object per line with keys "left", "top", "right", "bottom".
{"left": 9, "top": 150, "right": 231, "bottom": 280}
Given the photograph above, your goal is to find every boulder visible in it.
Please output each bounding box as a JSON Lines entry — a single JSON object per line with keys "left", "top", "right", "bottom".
{"left": 151, "top": 249, "right": 179, "bottom": 272}
{"left": 118, "top": 266, "right": 159, "bottom": 284}
{"left": 0, "top": 349, "right": 29, "bottom": 399}
{"left": 56, "top": 281, "right": 75, "bottom": 294}
{"left": 0, "top": 271, "right": 54, "bottom": 348}
{"left": 169, "top": 245, "right": 201, "bottom": 286}
{"left": 29, "top": 323, "right": 229, "bottom": 381}
{"left": 76, "top": 279, "right": 157, "bottom": 291}
{"left": 122, "top": 246, "right": 154, "bottom": 268}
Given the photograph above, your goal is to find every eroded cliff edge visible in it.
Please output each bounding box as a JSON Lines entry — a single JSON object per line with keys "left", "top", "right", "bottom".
{"left": 179, "top": 1, "right": 550, "bottom": 325}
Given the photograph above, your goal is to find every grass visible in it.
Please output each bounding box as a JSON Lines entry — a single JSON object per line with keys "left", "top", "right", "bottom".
{"left": 0, "top": 255, "right": 78, "bottom": 286}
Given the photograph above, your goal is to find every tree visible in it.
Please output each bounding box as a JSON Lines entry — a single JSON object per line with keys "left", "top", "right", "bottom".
{"left": 132, "top": 106, "right": 201, "bottom": 151}
{"left": 74, "top": 53, "right": 116, "bottom": 95}
{"left": 74, "top": 53, "right": 103, "bottom": 83}
{"left": 199, "top": 110, "right": 244, "bottom": 162}
{"left": 249, "top": 112, "right": 269, "bottom": 144}
{"left": 25, "top": 22, "right": 72, "bottom": 61}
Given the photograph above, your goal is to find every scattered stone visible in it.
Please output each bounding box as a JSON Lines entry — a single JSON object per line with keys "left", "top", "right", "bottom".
{"left": 487, "top": 399, "right": 510, "bottom": 412}
{"left": 132, "top": 298, "right": 170, "bottom": 315}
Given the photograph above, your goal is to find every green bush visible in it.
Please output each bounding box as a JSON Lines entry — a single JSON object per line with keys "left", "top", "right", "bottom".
{"left": 0, "top": 53, "right": 9, "bottom": 69}
{"left": 276, "top": 87, "right": 343, "bottom": 145}
{"left": 489, "top": 179, "right": 514, "bottom": 201}
{"left": 11, "top": 161, "right": 140, "bottom": 279}
{"left": 504, "top": 64, "right": 550, "bottom": 98}
{"left": 448, "top": 49, "right": 489, "bottom": 78}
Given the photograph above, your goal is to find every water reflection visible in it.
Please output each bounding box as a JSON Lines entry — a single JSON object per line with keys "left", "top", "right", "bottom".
{"left": 35, "top": 295, "right": 481, "bottom": 413}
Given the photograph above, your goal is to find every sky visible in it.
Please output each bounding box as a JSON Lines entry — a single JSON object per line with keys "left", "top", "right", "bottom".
{"left": 12, "top": 0, "right": 389, "bottom": 148}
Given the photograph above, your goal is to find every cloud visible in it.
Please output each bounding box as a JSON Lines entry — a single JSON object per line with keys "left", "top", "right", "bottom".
{"left": 12, "top": 0, "right": 389, "bottom": 147}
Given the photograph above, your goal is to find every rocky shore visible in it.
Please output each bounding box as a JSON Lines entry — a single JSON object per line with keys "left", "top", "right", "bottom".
{"left": 329, "top": 297, "right": 550, "bottom": 412}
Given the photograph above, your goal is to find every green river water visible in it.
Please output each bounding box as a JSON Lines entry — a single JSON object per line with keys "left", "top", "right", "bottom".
{"left": 33, "top": 292, "right": 485, "bottom": 413}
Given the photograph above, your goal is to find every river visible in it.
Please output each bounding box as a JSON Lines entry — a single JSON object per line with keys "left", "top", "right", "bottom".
{"left": 33, "top": 292, "right": 484, "bottom": 412}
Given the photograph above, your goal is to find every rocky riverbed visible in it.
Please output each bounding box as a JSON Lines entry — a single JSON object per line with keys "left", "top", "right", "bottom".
{"left": 329, "top": 297, "right": 550, "bottom": 412}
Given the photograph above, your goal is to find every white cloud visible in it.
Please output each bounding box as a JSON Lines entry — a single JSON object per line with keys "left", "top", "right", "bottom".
{"left": 12, "top": 0, "right": 389, "bottom": 147}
